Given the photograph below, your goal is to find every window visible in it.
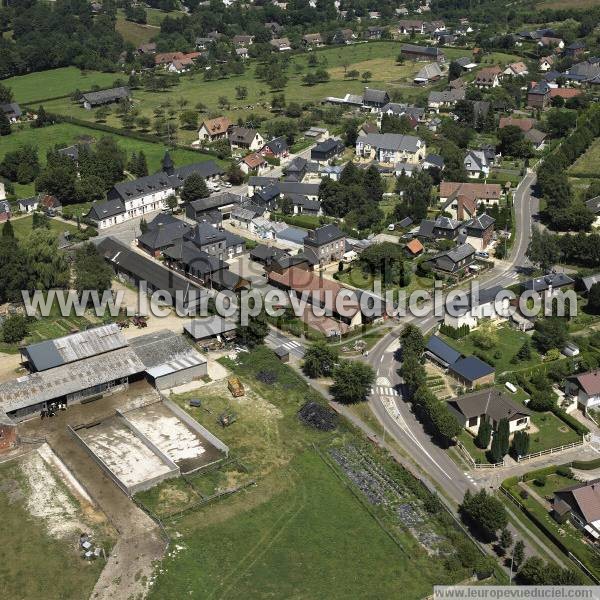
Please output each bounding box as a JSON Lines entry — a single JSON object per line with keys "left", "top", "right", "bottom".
{"left": 468, "top": 417, "right": 478, "bottom": 427}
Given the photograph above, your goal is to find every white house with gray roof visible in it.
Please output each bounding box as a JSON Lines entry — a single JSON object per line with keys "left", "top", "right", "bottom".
{"left": 355, "top": 133, "right": 426, "bottom": 164}
{"left": 86, "top": 154, "right": 224, "bottom": 229}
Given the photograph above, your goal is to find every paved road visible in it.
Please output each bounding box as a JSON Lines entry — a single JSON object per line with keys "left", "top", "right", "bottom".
{"left": 265, "top": 329, "right": 305, "bottom": 358}
{"left": 365, "top": 171, "right": 540, "bottom": 504}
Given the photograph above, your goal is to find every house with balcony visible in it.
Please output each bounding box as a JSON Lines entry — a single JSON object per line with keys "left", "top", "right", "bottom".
{"left": 355, "top": 133, "right": 426, "bottom": 164}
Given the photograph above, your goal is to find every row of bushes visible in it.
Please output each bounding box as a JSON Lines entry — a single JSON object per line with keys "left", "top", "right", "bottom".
{"left": 439, "top": 323, "right": 470, "bottom": 339}
{"left": 48, "top": 113, "right": 223, "bottom": 160}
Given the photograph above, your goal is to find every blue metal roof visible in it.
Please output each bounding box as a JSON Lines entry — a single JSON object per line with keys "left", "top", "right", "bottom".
{"left": 450, "top": 356, "right": 494, "bottom": 382}
{"left": 425, "top": 335, "right": 461, "bottom": 365}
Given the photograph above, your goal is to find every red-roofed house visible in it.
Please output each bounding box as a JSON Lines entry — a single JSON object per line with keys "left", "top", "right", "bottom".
{"left": 439, "top": 181, "right": 502, "bottom": 219}
{"left": 239, "top": 152, "right": 268, "bottom": 175}
{"left": 498, "top": 116, "right": 535, "bottom": 132}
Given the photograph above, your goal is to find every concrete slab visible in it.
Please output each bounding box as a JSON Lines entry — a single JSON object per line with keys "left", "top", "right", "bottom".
{"left": 125, "top": 402, "right": 223, "bottom": 473}
{"left": 78, "top": 416, "right": 174, "bottom": 488}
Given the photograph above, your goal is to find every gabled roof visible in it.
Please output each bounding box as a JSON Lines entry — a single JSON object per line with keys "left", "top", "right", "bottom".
{"left": 82, "top": 87, "right": 129, "bottom": 106}
{"left": 87, "top": 198, "right": 125, "bottom": 220}
{"left": 415, "top": 62, "right": 443, "bottom": 81}
{"left": 556, "top": 479, "right": 600, "bottom": 524}
{"left": 304, "top": 223, "right": 344, "bottom": 247}
{"left": 363, "top": 88, "right": 390, "bottom": 104}
{"left": 401, "top": 43, "right": 444, "bottom": 58}
{"left": 449, "top": 388, "right": 529, "bottom": 422}
{"left": 200, "top": 116, "right": 231, "bottom": 136}
{"left": 449, "top": 356, "right": 494, "bottom": 382}
{"left": 426, "top": 335, "right": 462, "bottom": 365}
{"left": 587, "top": 196, "right": 600, "bottom": 214}
{"left": 357, "top": 133, "right": 422, "bottom": 153}
{"left": 582, "top": 273, "right": 600, "bottom": 292}
{"left": 406, "top": 238, "right": 424, "bottom": 255}
{"left": 568, "top": 370, "right": 600, "bottom": 396}
{"left": 499, "top": 116, "right": 535, "bottom": 132}
{"left": 0, "top": 102, "right": 22, "bottom": 118}
{"left": 138, "top": 218, "right": 190, "bottom": 251}
{"left": 229, "top": 126, "right": 261, "bottom": 145}
{"left": 464, "top": 213, "right": 495, "bottom": 231}
{"left": 264, "top": 136, "right": 288, "bottom": 154}
{"left": 521, "top": 272, "right": 574, "bottom": 292}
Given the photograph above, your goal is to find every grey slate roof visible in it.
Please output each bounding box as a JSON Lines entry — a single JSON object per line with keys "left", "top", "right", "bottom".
{"left": 188, "top": 192, "right": 244, "bottom": 213}
{"left": 586, "top": 196, "right": 600, "bottom": 214}
{"left": 363, "top": 88, "right": 390, "bottom": 104}
{"left": 229, "top": 126, "right": 260, "bottom": 145}
{"left": 358, "top": 133, "right": 422, "bottom": 152}
{"left": 582, "top": 273, "right": 600, "bottom": 293}
{"left": 107, "top": 161, "right": 223, "bottom": 203}
{"left": 464, "top": 213, "right": 495, "bottom": 231}
{"left": 264, "top": 136, "right": 288, "bottom": 154}
{"left": 304, "top": 223, "right": 344, "bottom": 247}
{"left": 428, "top": 88, "right": 466, "bottom": 104}
{"left": 87, "top": 198, "right": 125, "bottom": 221}
{"left": 401, "top": 43, "right": 443, "bottom": 58}
{"left": 82, "top": 87, "right": 130, "bottom": 106}
{"left": 521, "top": 273, "right": 574, "bottom": 292}
{"left": 137, "top": 218, "right": 190, "bottom": 251}
{"left": 0, "top": 103, "right": 22, "bottom": 118}
{"left": 450, "top": 388, "right": 530, "bottom": 422}
{"left": 278, "top": 227, "right": 308, "bottom": 245}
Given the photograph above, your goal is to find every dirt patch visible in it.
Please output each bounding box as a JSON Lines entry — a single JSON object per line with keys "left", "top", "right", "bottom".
{"left": 20, "top": 450, "right": 87, "bottom": 539}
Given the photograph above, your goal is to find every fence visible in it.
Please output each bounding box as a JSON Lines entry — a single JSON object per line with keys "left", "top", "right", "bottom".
{"left": 516, "top": 438, "right": 585, "bottom": 463}
{"left": 499, "top": 485, "right": 600, "bottom": 584}
{"left": 456, "top": 440, "right": 504, "bottom": 470}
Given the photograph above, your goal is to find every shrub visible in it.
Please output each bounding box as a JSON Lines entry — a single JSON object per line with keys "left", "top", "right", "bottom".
{"left": 556, "top": 465, "right": 573, "bottom": 478}
{"left": 534, "top": 475, "right": 547, "bottom": 487}
{"left": 1, "top": 314, "right": 30, "bottom": 343}
{"left": 520, "top": 489, "right": 529, "bottom": 500}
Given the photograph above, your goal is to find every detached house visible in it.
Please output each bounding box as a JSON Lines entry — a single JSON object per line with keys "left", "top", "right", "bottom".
{"left": 303, "top": 224, "right": 346, "bottom": 265}
{"left": 503, "top": 61, "right": 528, "bottom": 77}
{"left": 474, "top": 66, "right": 502, "bottom": 88}
{"left": 539, "top": 56, "right": 554, "bottom": 71}
{"left": 198, "top": 117, "right": 232, "bottom": 143}
{"left": 427, "top": 88, "right": 466, "bottom": 111}
{"left": 566, "top": 370, "right": 600, "bottom": 413}
{"left": 303, "top": 33, "right": 324, "bottom": 48}
{"left": 270, "top": 37, "right": 292, "bottom": 52}
{"left": 229, "top": 126, "right": 264, "bottom": 152}
{"left": 239, "top": 153, "right": 268, "bottom": 175}
{"left": 448, "top": 388, "right": 531, "bottom": 436}
{"left": 423, "top": 242, "right": 476, "bottom": 273}
{"left": 464, "top": 149, "right": 493, "bottom": 178}
{"left": 363, "top": 88, "right": 391, "bottom": 109}
{"left": 355, "top": 133, "right": 426, "bottom": 164}
{"left": 463, "top": 213, "right": 495, "bottom": 251}
{"left": 261, "top": 137, "right": 289, "bottom": 160}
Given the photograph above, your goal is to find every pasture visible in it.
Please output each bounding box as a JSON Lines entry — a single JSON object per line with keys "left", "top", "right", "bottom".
{"left": 3, "top": 67, "right": 121, "bottom": 104}
{"left": 39, "top": 42, "right": 485, "bottom": 145}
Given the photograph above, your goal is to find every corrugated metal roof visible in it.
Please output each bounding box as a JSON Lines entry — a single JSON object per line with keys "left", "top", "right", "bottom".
{"left": 24, "top": 324, "right": 128, "bottom": 372}
{"left": 146, "top": 348, "right": 206, "bottom": 378}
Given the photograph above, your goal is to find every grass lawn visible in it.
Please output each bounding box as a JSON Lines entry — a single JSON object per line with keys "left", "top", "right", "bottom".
{"left": 457, "top": 429, "right": 490, "bottom": 464}
{"left": 10, "top": 214, "right": 79, "bottom": 240}
{"left": 3, "top": 67, "right": 121, "bottom": 104}
{"left": 527, "top": 411, "right": 582, "bottom": 453}
{"left": 2, "top": 122, "right": 221, "bottom": 199}
{"left": 569, "top": 137, "right": 600, "bottom": 179}
{"left": 525, "top": 473, "right": 576, "bottom": 498}
{"left": 40, "top": 42, "right": 494, "bottom": 145}
{"left": 440, "top": 324, "right": 542, "bottom": 375}
{"left": 0, "top": 459, "right": 110, "bottom": 599}
{"left": 115, "top": 13, "right": 160, "bottom": 47}
{"left": 143, "top": 346, "right": 480, "bottom": 598}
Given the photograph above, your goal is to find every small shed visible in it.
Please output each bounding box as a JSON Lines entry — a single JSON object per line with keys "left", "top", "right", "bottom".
{"left": 274, "top": 346, "right": 290, "bottom": 362}
{"left": 228, "top": 377, "right": 245, "bottom": 397}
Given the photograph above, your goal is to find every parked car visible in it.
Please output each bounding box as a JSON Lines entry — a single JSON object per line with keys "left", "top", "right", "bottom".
{"left": 388, "top": 223, "right": 395, "bottom": 231}
{"left": 476, "top": 251, "right": 489, "bottom": 259}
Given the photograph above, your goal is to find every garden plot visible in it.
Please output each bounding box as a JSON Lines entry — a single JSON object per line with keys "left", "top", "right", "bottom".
{"left": 124, "top": 402, "right": 225, "bottom": 473}
{"left": 329, "top": 445, "right": 447, "bottom": 555}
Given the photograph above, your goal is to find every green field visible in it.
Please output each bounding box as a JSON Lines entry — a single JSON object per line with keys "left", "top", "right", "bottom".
{"left": 568, "top": 137, "right": 600, "bottom": 179}
{"left": 1, "top": 122, "right": 220, "bottom": 198}
{"left": 39, "top": 43, "right": 515, "bottom": 145}
{"left": 3, "top": 67, "right": 121, "bottom": 104}
{"left": 10, "top": 214, "right": 79, "bottom": 239}
{"left": 142, "top": 346, "right": 481, "bottom": 598}
{"left": 440, "top": 324, "right": 542, "bottom": 375}
{"left": 0, "top": 458, "right": 110, "bottom": 599}
{"left": 116, "top": 9, "right": 161, "bottom": 46}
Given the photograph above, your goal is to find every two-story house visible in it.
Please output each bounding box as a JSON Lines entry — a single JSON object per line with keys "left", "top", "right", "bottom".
{"left": 355, "top": 133, "right": 426, "bottom": 164}
{"left": 566, "top": 370, "right": 600, "bottom": 413}
{"left": 303, "top": 224, "right": 346, "bottom": 266}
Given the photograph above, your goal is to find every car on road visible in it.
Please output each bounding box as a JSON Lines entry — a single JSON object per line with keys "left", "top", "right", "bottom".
{"left": 475, "top": 251, "right": 489, "bottom": 259}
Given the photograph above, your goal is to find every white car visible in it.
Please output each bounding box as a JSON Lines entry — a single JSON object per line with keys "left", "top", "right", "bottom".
{"left": 223, "top": 182, "right": 232, "bottom": 188}
{"left": 387, "top": 224, "right": 395, "bottom": 231}
{"left": 476, "top": 251, "right": 489, "bottom": 259}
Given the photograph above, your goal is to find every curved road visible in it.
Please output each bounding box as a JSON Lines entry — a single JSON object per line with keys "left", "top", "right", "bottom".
{"left": 365, "top": 171, "right": 539, "bottom": 504}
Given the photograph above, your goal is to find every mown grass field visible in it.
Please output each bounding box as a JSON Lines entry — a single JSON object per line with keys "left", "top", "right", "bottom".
{"left": 39, "top": 43, "right": 519, "bottom": 145}
{"left": 1, "top": 122, "right": 220, "bottom": 197}
{"left": 3, "top": 67, "right": 121, "bottom": 104}
{"left": 143, "top": 346, "right": 480, "bottom": 599}
{"left": 568, "top": 137, "right": 600, "bottom": 179}
{"left": 10, "top": 214, "right": 79, "bottom": 240}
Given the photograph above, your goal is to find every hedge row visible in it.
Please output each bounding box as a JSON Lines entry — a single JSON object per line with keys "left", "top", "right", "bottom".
{"left": 555, "top": 409, "right": 590, "bottom": 436}
{"left": 48, "top": 113, "right": 223, "bottom": 160}
{"left": 571, "top": 458, "right": 600, "bottom": 470}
